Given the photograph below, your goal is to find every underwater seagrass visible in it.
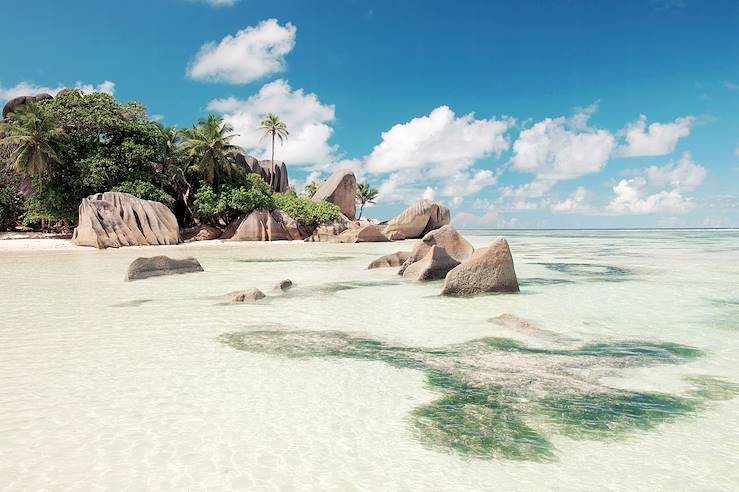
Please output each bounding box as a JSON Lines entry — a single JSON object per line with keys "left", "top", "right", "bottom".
{"left": 219, "top": 329, "right": 738, "bottom": 462}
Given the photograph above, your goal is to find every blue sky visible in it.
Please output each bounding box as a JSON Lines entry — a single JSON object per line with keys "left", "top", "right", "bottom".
{"left": 2, "top": 0, "right": 738, "bottom": 228}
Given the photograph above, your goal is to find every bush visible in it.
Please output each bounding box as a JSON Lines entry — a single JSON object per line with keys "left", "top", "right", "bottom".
{"left": 193, "top": 184, "right": 226, "bottom": 221}
{"left": 111, "top": 180, "right": 175, "bottom": 209}
{"left": 273, "top": 193, "right": 341, "bottom": 226}
{"left": 193, "top": 174, "right": 275, "bottom": 224}
{"left": 0, "top": 186, "right": 23, "bottom": 230}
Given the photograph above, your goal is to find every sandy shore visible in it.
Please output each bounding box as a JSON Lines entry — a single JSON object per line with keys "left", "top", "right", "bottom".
{"left": 0, "top": 232, "right": 324, "bottom": 253}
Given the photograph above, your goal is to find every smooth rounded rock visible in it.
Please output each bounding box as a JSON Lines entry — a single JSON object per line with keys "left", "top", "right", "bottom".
{"left": 402, "top": 245, "right": 460, "bottom": 281}
{"left": 126, "top": 256, "right": 203, "bottom": 281}
{"left": 228, "top": 288, "right": 266, "bottom": 303}
{"left": 442, "top": 236, "right": 520, "bottom": 295}
{"left": 368, "top": 251, "right": 411, "bottom": 269}
{"left": 311, "top": 168, "right": 357, "bottom": 220}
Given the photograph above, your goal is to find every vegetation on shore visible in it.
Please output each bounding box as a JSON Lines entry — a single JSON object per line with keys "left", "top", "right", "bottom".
{"left": 0, "top": 90, "right": 341, "bottom": 231}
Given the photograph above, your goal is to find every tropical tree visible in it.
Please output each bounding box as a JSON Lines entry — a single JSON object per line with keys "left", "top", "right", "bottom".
{"left": 182, "top": 114, "right": 238, "bottom": 191}
{"left": 355, "top": 181, "right": 379, "bottom": 220}
{"left": 0, "top": 103, "right": 66, "bottom": 229}
{"left": 304, "top": 180, "right": 319, "bottom": 198}
{"left": 258, "top": 113, "right": 289, "bottom": 189}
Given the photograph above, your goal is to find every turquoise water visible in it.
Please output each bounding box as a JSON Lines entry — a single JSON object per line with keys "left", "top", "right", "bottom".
{"left": 1, "top": 230, "right": 738, "bottom": 490}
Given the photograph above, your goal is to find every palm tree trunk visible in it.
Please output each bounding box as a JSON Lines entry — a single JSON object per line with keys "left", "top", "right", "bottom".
{"left": 39, "top": 176, "right": 45, "bottom": 232}
{"left": 358, "top": 202, "right": 364, "bottom": 220}
{"left": 270, "top": 132, "right": 276, "bottom": 191}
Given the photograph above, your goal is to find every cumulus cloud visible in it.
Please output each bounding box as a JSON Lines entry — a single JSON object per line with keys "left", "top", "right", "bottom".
{"left": 510, "top": 104, "right": 615, "bottom": 188}
{"left": 195, "top": 0, "right": 240, "bottom": 6}
{"left": 207, "top": 79, "right": 337, "bottom": 166}
{"left": 615, "top": 115, "right": 694, "bottom": 157}
{"left": 607, "top": 177, "right": 693, "bottom": 214}
{"left": 643, "top": 151, "right": 706, "bottom": 192}
{"left": 363, "top": 106, "right": 512, "bottom": 205}
{"left": 0, "top": 80, "right": 115, "bottom": 102}
{"left": 188, "top": 19, "right": 296, "bottom": 84}
{"left": 365, "top": 106, "right": 512, "bottom": 175}
{"left": 551, "top": 186, "right": 594, "bottom": 213}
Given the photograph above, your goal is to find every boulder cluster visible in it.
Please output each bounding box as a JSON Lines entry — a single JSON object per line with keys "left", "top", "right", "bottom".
{"left": 369, "top": 225, "right": 519, "bottom": 296}
{"left": 230, "top": 151, "right": 289, "bottom": 193}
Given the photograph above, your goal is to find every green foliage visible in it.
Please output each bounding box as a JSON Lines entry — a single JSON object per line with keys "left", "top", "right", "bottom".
{"left": 273, "top": 192, "right": 341, "bottom": 225}
{"left": 0, "top": 185, "right": 23, "bottom": 230}
{"left": 193, "top": 174, "right": 275, "bottom": 223}
{"left": 355, "top": 181, "right": 379, "bottom": 219}
{"left": 181, "top": 114, "right": 238, "bottom": 190}
{"left": 304, "top": 180, "right": 319, "bottom": 198}
{"left": 111, "top": 180, "right": 175, "bottom": 209}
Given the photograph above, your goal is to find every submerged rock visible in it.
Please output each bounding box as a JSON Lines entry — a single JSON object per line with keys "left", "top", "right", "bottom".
{"left": 383, "top": 199, "right": 451, "bottom": 239}
{"left": 368, "top": 251, "right": 411, "bottom": 269}
{"left": 399, "top": 225, "right": 473, "bottom": 275}
{"left": 228, "top": 288, "right": 266, "bottom": 303}
{"left": 126, "top": 256, "right": 203, "bottom": 281}
{"left": 72, "top": 192, "right": 180, "bottom": 249}
{"left": 402, "top": 245, "right": 460, "bottom": 281}
{"left": 442, "top": 236, "right": 519, "bottom": 295}
{"left": 311, "top": 168, "right": 357, "bottom": 220}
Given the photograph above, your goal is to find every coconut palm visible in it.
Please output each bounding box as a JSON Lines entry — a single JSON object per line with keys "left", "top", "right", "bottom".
{"left": 355, "top": 181, "right": 379, "bottom": 220}
{"left": 181, "top": 114, "right": 238, "bottom": 191}
{"left": 0, "top": 103, "right": 66, "bottom": 229}
{"left": 258, "top": 113, "right": 289, "bottom": 189}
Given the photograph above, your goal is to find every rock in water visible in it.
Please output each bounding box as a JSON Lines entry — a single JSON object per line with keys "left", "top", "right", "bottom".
{"left": 383, "top": 199, "right": 451, "bottom": 239}
{"left": 368, "top": 251, "right": 411, "bottom": 269}
{"left": 311, "top": 168, "right": 357, "bottom": 219}
{"left": 72, "top": 192, "right": 180, "bottom": 249}
{"left": 228, "top": 288, "right": 266, "bottom": 303}
{"left": 398, "top": 225, "right": 473, "bottom": 274}
{"left": 126, "top": 256, "right": 203, "bottom": 281}
{"left": 274, "top": 279, "right": 293, "bottom": 291}
{"left": 403, "top": 246, "right": 460, "bottom": 281}
{"left": 442, "top": 236, "right": 519, "bottom": 295}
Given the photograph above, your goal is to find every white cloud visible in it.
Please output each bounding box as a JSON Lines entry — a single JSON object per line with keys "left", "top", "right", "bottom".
{"left": 195, "top": 0, "right": 240, "bottom": 6}
{"left": 643, "top": 151, "right": 706, "bottom": 192}
{"left": 0, "top": 80, "right": 115, "bottom": 102}
{"left": 207, "top": 79, "right": 337, "bottom": 166}
{"left": 607, "top": 177, "right": 693, "bottom": 214}
{"left": 365, "top": 106, "right": 512, "bottom": 175}
{"left": 454, "top": 210, "right": 500, "bottom": 227}
{"left": 724, "top": 80, "right": 739, "bottom": 90}
{"left": 615, "top": 115, "right": 694, "bottom": 157}
{"left": 510, "top": 105, "right": 615, "bottom": 184}
{"left": 422, "top": 186, "right": 436, "bottom": 201}
{"left": 188, "top": 19, "right": 296, "bottom": 84}
{"left": 551, "top": 186, "right": 593, "bottom": 213}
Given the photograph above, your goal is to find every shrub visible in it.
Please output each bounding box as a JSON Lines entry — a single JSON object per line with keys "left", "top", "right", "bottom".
{"left": 0, "top": 186, "right": 23, "bottom": 230}
{"left": 273, "top": 193, "right": 341, "bottom": 226}
{"left": 193, "top": 174, "right": 275, "bottom": 224}
{"left": 193, "top": 184, "right": 226, "bottom": 221}
{"left": 111, "top": 180, "right": 175, "bottom": 209}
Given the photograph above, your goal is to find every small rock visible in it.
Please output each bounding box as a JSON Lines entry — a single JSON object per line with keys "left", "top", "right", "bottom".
{"left": 368, "top": 251, "right": 411, "bottom": 269}
{"left": 274, "top": 279, "right": 293, "bottom": 291}
{"left": 181, "top": 225, "right": 222, "bottom": 241}
{"left": 228, "top": 288, "right": 266, "bottom": 303}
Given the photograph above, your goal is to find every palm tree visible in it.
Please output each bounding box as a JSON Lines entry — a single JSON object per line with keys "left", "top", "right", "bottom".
{"left": 355, "top": 181, "right": 379, "bottom": 220}
{"left": 152, "top": 124, "right": 196, "bottom": 222}
{"left": 0, "top": 103, "right": 65, "bottom": 230}
{"left": 258, "top": 113, "right": 289, "bottom": 189}
{"left": 181, "top": 114, "right": 238, "bottom": 191}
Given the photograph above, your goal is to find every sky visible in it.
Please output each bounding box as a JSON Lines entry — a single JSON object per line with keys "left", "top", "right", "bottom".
{"left": 1, "top": 0, "right": 738, "bottom": 228}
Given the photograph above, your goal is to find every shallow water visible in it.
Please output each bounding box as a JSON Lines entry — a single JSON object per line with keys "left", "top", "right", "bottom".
{"left": 1, "top": 230, "right": 738, "bottom": 490}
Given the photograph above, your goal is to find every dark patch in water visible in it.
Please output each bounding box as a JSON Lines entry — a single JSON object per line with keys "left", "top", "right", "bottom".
{"left": 519, "top": 278, "right": 576, "bottom": 286}
{"left": 219, "top": 329, "right": 731, "bottom": 462}
{"left": 111, "top": 299, "right": 153, "bottom": 308}
{"left": 283, "top": 280, "right": 404, "bottom": 296}
{"left": 237, "top": 256, "right": 353, "bottom": 263}
{"left": 532, "top": 262, "right": 631, "bottom": 282}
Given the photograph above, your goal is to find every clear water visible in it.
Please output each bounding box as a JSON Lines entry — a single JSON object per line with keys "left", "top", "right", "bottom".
{"left": 1, "top": 230, "right": 738, "bottom": 491}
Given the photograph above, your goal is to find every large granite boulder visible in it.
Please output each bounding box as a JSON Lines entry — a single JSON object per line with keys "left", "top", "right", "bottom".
{"left": 72, "top": 192, "right": 180, "bottom": 249}
{"left": 222, "top": 209, "right": 311, "bottom": 241}
{"left": 230, "top": 151, "right": 289, "bottom": 192}
{"left": 384, "top": 199, "right": 451, "bottom": 239}
{"left": 403, "top": 245, "right": 460, "bottom": 281}
{"left": 398, "top": 225, "right": 474, "bottom": 275}
{"left": 126, "top": 256, "right": 203, "bottom": 281}
{"left": 311, "top": 168, "right": 357, "bottom": 220}
{"left": 2, "top": 93, "right": 53, "bottom": 119}
{"left": 181, "top": 225, "right": 222, "bottom": 242}
{"left": 441, "top": 236, "right": 519, "bottom": 295}
{"left": 368, "top": 251, "right": 411, "bottom": 269}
